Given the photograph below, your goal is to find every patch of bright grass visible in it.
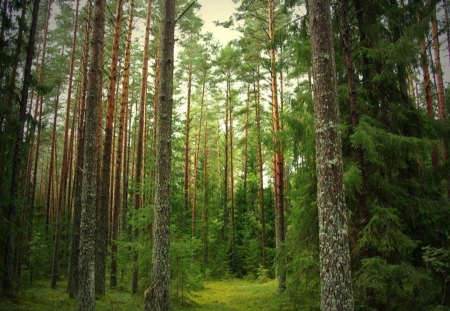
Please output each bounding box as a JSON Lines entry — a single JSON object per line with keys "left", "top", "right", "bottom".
{"left": 177, "top": 279, "right": 293, "bottom": 311}
{"left": 0, "top": 280, "right": 143, "bottom": 311}
{"left": 0, "top": 278, "right": 293, "bottom": 311}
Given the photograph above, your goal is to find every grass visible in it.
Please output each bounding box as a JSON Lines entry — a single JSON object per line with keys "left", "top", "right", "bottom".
{"left": 0, "top": 278, "right": 293, "bottom": 311}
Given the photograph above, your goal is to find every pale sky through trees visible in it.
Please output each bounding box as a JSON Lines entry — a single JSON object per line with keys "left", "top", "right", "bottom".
{"left": 197, "top": 0, "right": 239, "bottom": 45}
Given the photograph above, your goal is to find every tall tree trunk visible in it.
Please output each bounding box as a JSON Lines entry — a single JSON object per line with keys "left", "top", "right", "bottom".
{"left": 228, "top": 76, "right": 235, "bottom": 269}
{"left": 430, "top": 0, "right": 449, "bottom": 160}
{"left": 132, "top": 0, "right": 153, "bottom": 295}
{"left": 192, "top": 71, "right": 207, "bottom": 238}
{"left": 184, "top": 62, "right": 193, "bottom": 228}
{"left": 243, "top": 85, "right": 249, "bottom": 196}
{"left": 254, "top": 72, "right": 265, "bottom": 267}
{"left": 443, "top": 0, "right": 450, "bottom": 63}
{"left": 268, "top": 0, "right": 285, "bottom": 291}
{"left": 144, "top": 0, "right": 175, "bottom": 309}
{"left": 46, "top": 90, "right": 60, "bottom": 239}
{"left": 51, "top": 0, "right": 80, "bottom": 289}
{"left": 309, "top": 0, "right": 355, "bottom": 309}
{"left": 202, "top": 116, "right": 209, "bottom": 264}
{"left": 418, "top": 4, "right": 438, "bottom": 167}
{"left": 68, "top": 1, "right": 91, "bottom": 297}
{"left": 96, "top": 0, "right": 124, "bottom": 296}
{"left": 222, "top": 78, "right": 229, "bottom": 241}
{"left": 3, "top": 0, "right": 41, "bottom": 294}
{"left": 78, "top": 0, "right": 106, "bottom": 308}
{"left": 111, "top": 0, "right": 134, "bottom": 289}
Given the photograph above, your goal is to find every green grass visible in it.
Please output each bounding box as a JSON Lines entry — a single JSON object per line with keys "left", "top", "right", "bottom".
{"left": 176, "top": 279, "right": 293, "bottom": 311}
{"left": 0, "top": 278, "right": 293, "bottom": 311}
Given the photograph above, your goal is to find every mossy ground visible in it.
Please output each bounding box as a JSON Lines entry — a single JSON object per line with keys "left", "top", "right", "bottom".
{"left": 0, "top": 278, "right": 293, "bottom": 310}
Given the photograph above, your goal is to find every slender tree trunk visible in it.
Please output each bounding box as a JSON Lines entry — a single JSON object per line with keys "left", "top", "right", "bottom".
{"left": 309, "top": 0, "right": 354, "bottom": 309}
{"left": 46, "top": 90, "right": 60, "bottom": 239}
{"left": 202, "top": 116, "right": 209, "bottom": 264}
{"left": 268, "top": 0, "right": 285, "bottom": 291}
{"left": 3, "top": 0, "right": 41, "bottom": 294}
{"left": 111, "top": 0, "right": 134, "bottom": 289}
{"left": 144, "top": 0, "right": 175, "bottom": 309}
{"left": 132, "top": 0, "right": 153, "bottom": 295}
{"left": 243, "top": 85, "right": 249, "bottom": 196}
{"left": 443, "top": 0, "right": 450, "bottom": 63}
{"left": 418, "top": 4, "right": 438, "bottom": 167}
{"left": 68, "top": 1, "right": 91, "bottom": 297}
{"left": 96, "top": 0, "right": 124, "bottom": 296}
{"left": 222, "top": 79, "right": 229, "bottom": 242}
{"left": 51, "top": 0, "right": 79, "bottom": 289}
{"left": 254, "top": 73, "right": 265, "bottom": 267}
{"left": 192, "top": 71, "right": 207, "bottom": 238}
{"left": 78, "top": 0, "right": 106, "bottom": 308}
{"left": 184, "top": 63, "right": 193, "bottom": 228}
{"left": 430, "top": 0, "right": 449, "bottom": 160}
{"left": 228, "top": 76, "right": 235, "bottom": 269}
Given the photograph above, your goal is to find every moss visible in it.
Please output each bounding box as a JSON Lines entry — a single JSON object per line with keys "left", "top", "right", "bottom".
{"left": 0, "top": 279, "right": 292, "bottom": 311}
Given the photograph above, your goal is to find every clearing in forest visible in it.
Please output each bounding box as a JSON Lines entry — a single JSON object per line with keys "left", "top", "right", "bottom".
{"left": 0, "top": 278, "right": 292, "bottom": 311}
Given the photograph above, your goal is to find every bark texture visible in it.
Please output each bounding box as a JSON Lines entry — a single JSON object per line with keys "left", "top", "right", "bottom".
{"left": 309, "top": 0, "right": 355, "bottom": 310}
{"left": 78, "top": 0, "right": 106, "bottom": 309}
{"left": 144, "top": 0, "right": 175, "bottom": 309}
{"left": 132, "top": 0, "right": 153, "bottom": 295}
{"left": 97, "top": 0, "right": 124, "bottom": 295}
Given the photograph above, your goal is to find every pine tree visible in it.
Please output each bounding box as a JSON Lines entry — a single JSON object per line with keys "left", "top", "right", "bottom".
{"left": 144, "top": 0, "right": 175, "bottom": 308}
{"left": 78, "top": 0, "right": 106, "bottom": 308}
{"left": 309, "top": 0, "right": 354, "bottom": 309}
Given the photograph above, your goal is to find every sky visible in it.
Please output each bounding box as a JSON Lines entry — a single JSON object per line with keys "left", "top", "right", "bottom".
{"left": 197, "top": 0, "right": 240, "bottom": 45}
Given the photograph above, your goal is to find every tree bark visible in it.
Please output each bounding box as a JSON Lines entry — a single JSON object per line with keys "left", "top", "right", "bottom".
{"left": 309, "top": 0, "right": 355, "bottom": 309}
{"left": 254, "top": 72, "right": 265, "bottom": 267}
{"left": 192, "top": 70, "right": 207, "bottom": 238}
{"left": 144, "top": 0, "right": 175, "bottom": 308}
{"left": 51, "top": 0, "right": 80, "bottom": 289}
{"left": 68, "top": 1, "right": 91, "bottom": 297}
{"left": 430, "top": 0, "right": 449, "bottom": 160}
{"left": 96, "top": 0, "right": 124, "bottom": 296}
{"left": 132, "top": 0, "right": 153, "bottom": 295}
{"left": 268, "top": 0, "right": 285, "bottom": 291}
{"left": 418, "top": 4, "right": 438, "bottom": 167}
{"left": 111, "top": 0, "right": 134, "bottom": 289}
{"left": 78, "top": 0, "right": 106, "bottom": 308}
{"left": 184, "top": 62, "right": 193, "bottom": 228}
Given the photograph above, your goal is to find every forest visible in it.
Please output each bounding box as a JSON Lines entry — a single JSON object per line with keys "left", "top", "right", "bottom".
{"left": 0, "top": 0, "right": 450, "bottom": 310}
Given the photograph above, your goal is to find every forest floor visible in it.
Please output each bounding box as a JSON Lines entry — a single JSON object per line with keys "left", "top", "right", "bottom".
{"left": 0, "top": 278, "right": 293, "bottom": 311}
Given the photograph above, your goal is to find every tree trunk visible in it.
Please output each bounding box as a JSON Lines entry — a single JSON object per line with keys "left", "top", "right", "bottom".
{"left": 222, "top": 78, "right": 229, "bottom": 242}
{"left": 268, "top": 0, "right": 285, "bottom": 291}
{"left": 3, "top": 0, "right": 41, "bottom": 294}
{"left": 51, "top": 0, "right": 80, "bottom": 289}
{"left": 443, "top": 0, "right": 450, "bottom": 63}
{"left": 430, "top": 0, "right": 449, "bottom": 160}
{"left": 184, "top": 62, "right": 193, "bottom": 228}
{"left": 192, "top": 71, "right": 206, "bottom": 239}
{"left": 78, "top": 0, "right": 106, "bottom": 308}
{"left": 228, "top": 76, "right": 235, "bottom": 269}
{"left": 111, "top": 0, "right": 134, "bottom": 289}
{"left": 254, "top": 72, "right": 265, "bottom": 267}
{"left": 144, "top": 0, "right": 175, "bottom": 308}
{"left": 202, "top": 116, "right": 209, "bottom": 264}
{"left": 309, "top": 0, "right": 355, "bottom": 309}
{"left": 68, "top": 1, "right": 91, "bottom": 297}
{"left": 46, "top": 90, "right": 60, "bottom": 239}
{"left": 96, "top": 0, "right": 124, "bottom": 296}
{"left": 132, "top": 0, "right": 153, "bottom": 295}
{"left": 418, "top": 4, "right": 438, "bottom": 167}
